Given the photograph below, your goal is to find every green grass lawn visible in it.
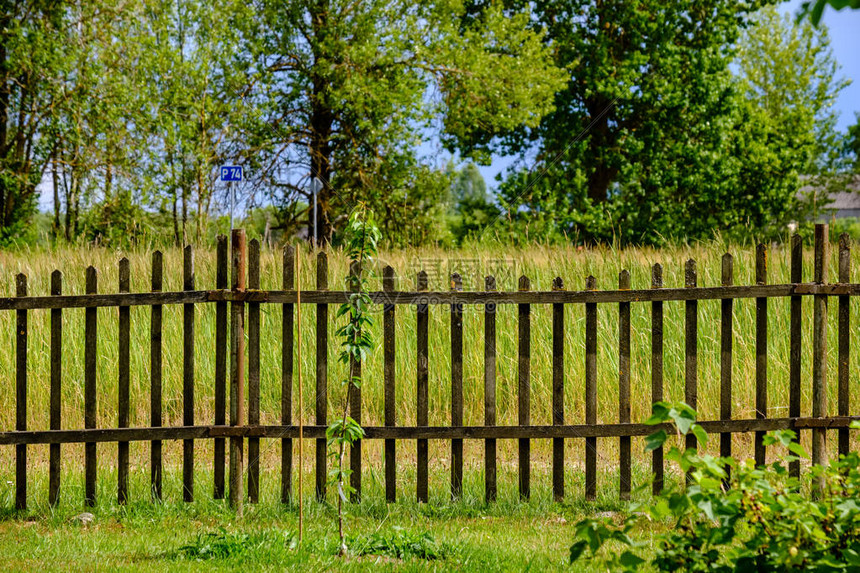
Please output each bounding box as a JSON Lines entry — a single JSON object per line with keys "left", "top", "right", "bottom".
{"left": 0, "top": 466, "right": 649, "bottom": 572}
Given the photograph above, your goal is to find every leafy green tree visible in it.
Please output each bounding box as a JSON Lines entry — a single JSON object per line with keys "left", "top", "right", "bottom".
{"left": 495, "top": 1, "right": 846, "bottom": 244}
{"left": 254, "top": 0, "right": 565, "bottom": 243}
{"left": 0, "top": 2, "right": 73, "bottom": 243}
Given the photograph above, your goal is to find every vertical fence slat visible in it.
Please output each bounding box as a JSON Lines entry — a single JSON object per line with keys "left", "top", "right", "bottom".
{"left": 214, "top": 236, "right": 228, "bottom": 499}
{"left": 183, "top": 245, "right": 195, "bottom": 502}
{"left": 248, "top": 239, "right": 261, "bottom": 504}
{"left": 281, "top": 245, "right": 295, "bottom": 504}
{"left": 85, "top": 266, "right": 98, "bottom": 507}
{"left": 15, "top": 273, "right": 27, "bottom": 511}
{"left": 49, "top": 270, "right": 62, "bottom": 506}
{"left": 812, "top": 224, "right": 829, "bottom": 495}
{"left": 585, "top": 275, "right": 597, "bottom": 501}
{"left": 416, "top": 270, "right": 429, "bottom": 503}
{"left": 518, "top": 275, "right": 531, "bottom": 501}
{"left": 720, "top": 254, "right": 733, "bottom": 486}
{"left": 484, "top": 275, "right": 497, "bottom": 503}
{"left": 230, "top": 230, "right": 247, "bottom": 513}
{"left": 651, "top": 264, "right": 664, "bottom": 495}
{"left": 618, "top": 270, "right": 631, "bottom": 501}
{"left": 685, "top": 260, "right": 698, "bottom": 470}
{"left": 349, "top": 261, "right": 362, "bottom": 502}
{"left": 755, "top": 244, "right": 768, "bottom": 467}
{"left": 838, "top": 234, "right": 850, "bottom": 457}
{"left": 383, "top": 266, "right": 396, "bottom": 502}
{"left": 552, "top": 276, "right": 564, "bottom": 502}
{"left": 150, "top": 253, "right": 163, "bottom": 501}
{"left": 118, "top": 258, "right": 130, "bottom": 505}
{"left": 315, "top": 252, "right": 328, "bottom": 502}
{"left": 789, "top": 234, "right": 803, "bottom": 479}
{"left": 451, "top": 273, "right": 463, "bottom": 500}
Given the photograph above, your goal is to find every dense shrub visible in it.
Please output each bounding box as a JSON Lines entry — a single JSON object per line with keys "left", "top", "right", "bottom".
{"left": 570, "top": 403, "right": 860, "bottom": 572}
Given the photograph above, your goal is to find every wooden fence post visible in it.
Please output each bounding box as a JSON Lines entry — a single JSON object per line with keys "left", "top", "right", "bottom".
{"left": 551, "top": 276, "right": 565, "bottom": 502}
{"left": 315, "top": 251, "right": 328, "bottom": 502}
{"left": 282, "top": 245, "right": 295, "bottom": 504}
{"left": 585, "top": 275, "right": 597, "bottom": 501}
{"left": 720, "top": 253, "right": 733, "bottom": 487}
{"left": 685, "top": 260, "right": 698, "bottom": 469}
{"left": 183, "top": 245, "right": 195, "bottom": 502}
{"left": 214, "top": 236, "right": 228, "bottom": 499}
{"left": 812, "top": 224, "right": 829, "bottom": 496}
{"left": 416, "top": 270, "right": 429, "bottom": 503}
{"left": 618, "top": 269, "right": 631, "bottom": 501}
{"left": 85, "top": 266, "right": 98, "bottom": 507}
{"left": 349, "top": 261, "right": 362, "bottom": 502}
{"left": 383, "top": 266, "right": 397, "bottom": 502}
{"left": 16, "top": 273, "right": 27, "bottom": 511}
{"left": 49, "top": 270, "right": 63, "bottom": 506}
{"left": 651, "top": 264, "right": 664, "bottom": 495}
{"left": 789, "top": 234, "right": 803, "bottom": 479}
{"left": 451, "top": 272, "right": 464, "bottom": 500}
{"left": 838, "top": 234, "right": 851, "bottom": 457}
{"left": 755, "top": 244, "right": 768, "bottom": 467}
{"left": 248, "top": 239, "right": 261, "bottom": 503}
{"left": 230, "top": 230, "right": 246, "bottom": 513}
{"left": 118, "top": 258, "right": 130, "bottom": 505}
{"left": 484, "top": 275, "right": 497, "bottom": 503}
{"left": 518, "top": 275, "right": 531, "bottom": 501}
{"left": 150, "top": 252, "right": 163, "bottom": 501}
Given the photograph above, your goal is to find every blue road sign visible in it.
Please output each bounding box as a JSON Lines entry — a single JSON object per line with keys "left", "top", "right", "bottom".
{"left": 220, "top": 165, "right": 243, "bottom": 182}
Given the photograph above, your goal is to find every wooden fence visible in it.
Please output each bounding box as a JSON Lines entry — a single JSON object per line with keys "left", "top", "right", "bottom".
{"left": 2, "top": 224, "right": 859, "bottom": 511}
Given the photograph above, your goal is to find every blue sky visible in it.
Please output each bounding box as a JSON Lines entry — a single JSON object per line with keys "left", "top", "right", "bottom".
{"left": 473, "top": 0, "right": 860, "bottom": 188}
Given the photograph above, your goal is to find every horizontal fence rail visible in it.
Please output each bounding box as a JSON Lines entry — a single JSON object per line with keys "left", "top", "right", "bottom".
{"left": 3, "top": 224, "right": 859, "bottom": 510}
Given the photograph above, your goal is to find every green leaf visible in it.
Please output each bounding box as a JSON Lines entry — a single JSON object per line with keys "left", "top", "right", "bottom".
{"left": 645, "top": 430, "right": 668, "bottom": 452}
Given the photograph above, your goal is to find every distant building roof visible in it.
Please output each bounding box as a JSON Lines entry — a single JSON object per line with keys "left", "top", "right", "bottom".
{"left": 798, "top": 175, "right": 860, "bottom": 217}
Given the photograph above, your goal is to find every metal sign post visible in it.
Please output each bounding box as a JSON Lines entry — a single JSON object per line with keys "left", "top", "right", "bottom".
{"left": 220, "top": 166, "right": 243, "bottom": 231}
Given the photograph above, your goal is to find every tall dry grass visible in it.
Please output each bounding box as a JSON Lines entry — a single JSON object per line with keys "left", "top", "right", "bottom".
{"left": 0, "top": 239, "right": 855, "bottom": 497}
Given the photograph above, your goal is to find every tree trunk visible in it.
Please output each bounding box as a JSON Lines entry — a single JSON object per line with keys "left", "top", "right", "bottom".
{"left": 52, "top": 147, "right": 60, "bottom": 238}
{"left": 309, "top": 2, "right": 334, "bottom": 244}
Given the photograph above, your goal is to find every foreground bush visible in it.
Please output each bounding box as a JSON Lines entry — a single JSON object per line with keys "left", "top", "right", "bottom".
{"left": 570, "top": 403, "right": 860, "bottom": 572}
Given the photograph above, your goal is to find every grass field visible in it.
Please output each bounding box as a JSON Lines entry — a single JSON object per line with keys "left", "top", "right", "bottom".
{"left": 0, "top": 238, "right": 856, "bottom": 569}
